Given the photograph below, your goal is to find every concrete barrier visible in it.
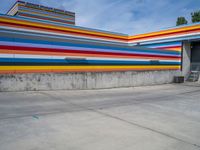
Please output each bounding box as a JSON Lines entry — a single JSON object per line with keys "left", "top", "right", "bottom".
{"left": 0, "top": 70, "right": 180, "bottom": 92}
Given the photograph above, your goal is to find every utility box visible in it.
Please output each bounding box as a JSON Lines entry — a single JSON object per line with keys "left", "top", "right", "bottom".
{"left": 174, "top": 76, "right": 184, "bottom": 83}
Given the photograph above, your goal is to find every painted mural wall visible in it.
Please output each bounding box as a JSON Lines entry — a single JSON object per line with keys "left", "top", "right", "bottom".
{"left": 1, "top": 1, "right": 200, "bottom": 74}
{"left": 0, "top": 14, "right": 181, "bottom": 74}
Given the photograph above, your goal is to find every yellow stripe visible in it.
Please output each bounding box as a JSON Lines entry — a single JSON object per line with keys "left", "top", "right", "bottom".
{"left": 0, "top": 17, "right": 127, "bottom": 39}
{"left": 0, "top": 65, "right": 180, "bottom": 71}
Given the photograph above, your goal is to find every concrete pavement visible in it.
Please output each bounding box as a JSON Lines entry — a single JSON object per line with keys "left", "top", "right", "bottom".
{"left": 0, "top": 84, "right": 200, "bottom": 150}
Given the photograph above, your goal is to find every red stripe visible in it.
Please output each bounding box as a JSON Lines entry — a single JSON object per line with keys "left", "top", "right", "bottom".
{"left": 0, "top": 45, "right": 181, "bottom": 59}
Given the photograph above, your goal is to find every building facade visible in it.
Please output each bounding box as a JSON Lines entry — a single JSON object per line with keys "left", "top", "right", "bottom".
{"left": 0, "top": 1, "right": 199, "bottom": 91}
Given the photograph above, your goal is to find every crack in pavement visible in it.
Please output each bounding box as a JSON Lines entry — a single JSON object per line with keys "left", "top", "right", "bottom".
{"left": 89, "top": 108, "right": 200, "bottom": 149}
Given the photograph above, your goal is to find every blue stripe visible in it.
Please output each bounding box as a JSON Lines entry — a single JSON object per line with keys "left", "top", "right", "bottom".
{"left": 141, "top": 41, "right": 182, "bottom": 47}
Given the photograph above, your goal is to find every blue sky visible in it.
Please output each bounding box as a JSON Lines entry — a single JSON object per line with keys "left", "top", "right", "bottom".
{"left": 0, "top": 0, "right": 200, "bottom": 35}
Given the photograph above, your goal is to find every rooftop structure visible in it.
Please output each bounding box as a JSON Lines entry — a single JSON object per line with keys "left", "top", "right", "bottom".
{"left": 7, "top": 0, "right": 75, "bottom": 25}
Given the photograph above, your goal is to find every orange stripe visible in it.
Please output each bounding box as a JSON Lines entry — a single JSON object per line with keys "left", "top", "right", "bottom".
{"left": 163, "top": 47, "right": 181, "bottom": 51}
{"left": 0, "top": 67, "right": 179, "bottom": 74}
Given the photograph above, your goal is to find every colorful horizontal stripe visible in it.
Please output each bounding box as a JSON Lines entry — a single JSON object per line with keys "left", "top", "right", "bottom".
{"left": 140, "top": 41, "right": 182, "bottom": 52}
{"left": 0, "top": 65, "right": 181, "bottom": 74}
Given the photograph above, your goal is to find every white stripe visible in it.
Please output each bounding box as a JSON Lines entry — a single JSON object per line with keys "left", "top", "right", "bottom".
{"left": 0, "top": 54, "right": 181, "bottom": 62}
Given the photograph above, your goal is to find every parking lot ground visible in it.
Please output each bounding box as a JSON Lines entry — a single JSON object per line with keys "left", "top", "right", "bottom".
{"left": 0, "top": 83, "right": 200, "bottom": 150}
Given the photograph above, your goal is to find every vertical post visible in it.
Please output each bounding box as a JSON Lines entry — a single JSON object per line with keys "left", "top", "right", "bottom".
{"left": 182, "top": 41, "right": 191, "bottom": 78}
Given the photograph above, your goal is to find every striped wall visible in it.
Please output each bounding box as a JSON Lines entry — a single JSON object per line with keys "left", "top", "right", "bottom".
{"left": 0, "top": 31, "right": 181, "bottom": 74}
{"left": 0, "top": 14, "right": 181, "bottom": 74}
{"left": 1, "top": 0, "right": 200, "bottom": 74}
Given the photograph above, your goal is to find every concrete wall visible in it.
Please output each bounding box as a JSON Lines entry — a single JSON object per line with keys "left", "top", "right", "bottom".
{"left": 0, "top": 70, "right": 180, "bottom": 92}
{"left": 182, "top": 41, "right": 191, "bottom": 78}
